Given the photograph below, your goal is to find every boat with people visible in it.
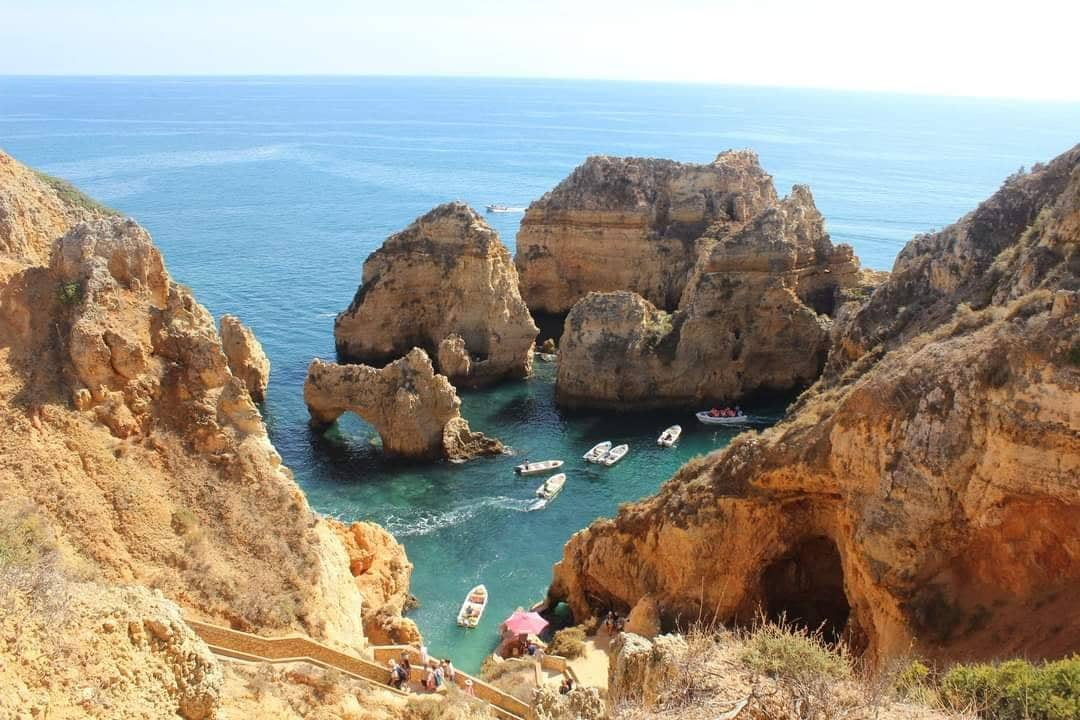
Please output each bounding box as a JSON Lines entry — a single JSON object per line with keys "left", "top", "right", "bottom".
{"left": 485, "top": 204, "right": 525, "bottom": 213}
{"left": 657, "top": 425, "right": 682, "bottom": 447}
{"left": 514, "top": 459, "right": 564, "bottom": 476}
{"left": 456, "top": 584, "right": 488, "bottom": 628}
{"left": 696, "top": 407, "right": 750, "bottom": 425}
{"left": 529, "top": 473, "right": 567, "bottom": 511}
{"left": 583, "top": 441, "right": 612, "bottom": 463}
{"left": 599, "top": 444, "right": 629, "bottom": 466}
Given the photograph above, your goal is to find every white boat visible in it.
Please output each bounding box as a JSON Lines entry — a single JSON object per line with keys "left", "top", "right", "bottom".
{"left": 529, "top": 473, "right": 567, "bottom": 511}
{"left": 657, "top": 425, "right": 682, "bottom": 447}
{"left": 600, "top": 444, "right": 629, "bottom": 466}
{"left": 456, "top": 584, "right": 488, "bottom": 628}
{"left": 514, "top": 459, "right": 564, "bottom": 476}
{"left": 485, "top": 204, "right": 525, "bottom": 213}
{"left": 583, "top": 441, "right": 612, "bottom": 463}
{"left": 696, "top": 411, "right": 750, "bottom": 426}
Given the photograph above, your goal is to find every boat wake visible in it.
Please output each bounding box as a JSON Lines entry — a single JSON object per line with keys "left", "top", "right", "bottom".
{"left": 386, "top": 496, "right": 534, "bottom": 537}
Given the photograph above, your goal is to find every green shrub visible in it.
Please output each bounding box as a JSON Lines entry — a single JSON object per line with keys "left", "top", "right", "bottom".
{"left": 0, "top": 502, "right": 54, "bottom": 567}
{"left": 740, "top": 618, "right": 850, "bottom": 681}
{"left": 55, "top": 280, "right": 84, "bottom": 306}
{"left": 893, "top": 659, "right": 931, "bottom": 700}
{"left": 549, "top": 626, "right": 587, "bottom": 659}
{"left": 32, "top": 170, "right": 118, "bottom": 216}
{"left": 940, "top": 656, "right": 1080, "bottom": 720}
{"left": 1068, "top": 342, "right": 1080, "bottom": 367}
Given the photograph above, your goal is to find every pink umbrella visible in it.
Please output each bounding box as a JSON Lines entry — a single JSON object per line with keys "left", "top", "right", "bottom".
{"left": 502, "top": 610, "right": 549, "bottom": 636}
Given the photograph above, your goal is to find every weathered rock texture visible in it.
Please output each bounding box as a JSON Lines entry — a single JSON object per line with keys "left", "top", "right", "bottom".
{"left": 330, "top": 519, "right": 421, "bottom": 645}
{"left": 219, "top": 314, "right": 270, "bottom": 402}
{"left": 304, "top": 349, "right": 504, "bottom": 461}
{"left": 0, "top": 570, "right": 223, "bottom": 720}
{"left": 0, "top": 152, "right": 415, "bottom": 657}
{"left": 549, "top": 144, "right": 1080, "bottom": 666}
{"left": 335, "top": 202, "right": 538, "bottom": 385}
{"left": 515, "top": 150, "right": 778, "bottom": 313}
{"left": 555, "top": 185, "right": 869, "bottom": 408}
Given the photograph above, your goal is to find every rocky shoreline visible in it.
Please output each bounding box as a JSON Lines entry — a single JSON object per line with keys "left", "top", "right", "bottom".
{"left": 2, "top": 139, "right": 1077, "bottom": 719}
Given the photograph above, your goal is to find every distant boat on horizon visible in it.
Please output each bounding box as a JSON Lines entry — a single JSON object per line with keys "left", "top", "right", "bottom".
{"left": 485, "top": 204, "right": 525, "bottom": 213}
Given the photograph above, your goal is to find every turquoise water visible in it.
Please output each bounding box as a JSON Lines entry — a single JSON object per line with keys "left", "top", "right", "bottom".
{"left": 2, "top": 77, "right": 1078, "bottom": 670}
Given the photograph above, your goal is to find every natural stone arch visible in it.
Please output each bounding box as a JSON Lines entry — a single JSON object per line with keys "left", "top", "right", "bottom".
{"left": 303, "top": 348, "right": 503, "bottom": 461}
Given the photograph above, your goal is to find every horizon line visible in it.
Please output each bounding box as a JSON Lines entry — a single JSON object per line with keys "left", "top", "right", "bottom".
{"left": 3, "top": 73, "right": 1079, "bottom": 105}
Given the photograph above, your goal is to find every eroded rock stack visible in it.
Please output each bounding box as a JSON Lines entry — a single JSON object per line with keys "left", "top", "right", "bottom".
{"left": 335, "top": 202, "right": 538, "bottom": 386}
{"left": 552, "top": 175, "right": 870, "bottom": 408}
{"left": 548, "top": 144, "right": 1080, "bottom": 665}
{"left": 304, "top": 349, "right": 504, "bottom": 461}
{"left": 516, "top": 151, "right": 778, "bottom": 313}
{"left": 220, "top": 314, "right": 270, "bottom": 402}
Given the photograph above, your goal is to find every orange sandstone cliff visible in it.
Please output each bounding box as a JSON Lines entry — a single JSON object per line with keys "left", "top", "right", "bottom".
{"left": 0, "top": 148, "right": 415, "bottom": 652}
{"left": 549, "top": 144, "right": 1080, "bottom": 665}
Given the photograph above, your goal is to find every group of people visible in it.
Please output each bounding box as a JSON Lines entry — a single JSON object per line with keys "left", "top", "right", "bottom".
{"left": 707, "top": 406, "right": 742, "bottom": 418}
{"left": 603, "top": 610, "right": 626, "bottom": 634}
{"left": 388, "top": 646, "right": 473, "bottom": 696}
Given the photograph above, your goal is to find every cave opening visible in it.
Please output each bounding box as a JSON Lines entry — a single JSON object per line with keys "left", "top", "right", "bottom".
{"left": 761, "top": 536, "right": 851, "bottom": 644}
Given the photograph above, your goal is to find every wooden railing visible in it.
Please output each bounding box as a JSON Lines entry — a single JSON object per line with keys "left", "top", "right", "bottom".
{"left": 186, "top": 622, "right": 528, "bottom": 720}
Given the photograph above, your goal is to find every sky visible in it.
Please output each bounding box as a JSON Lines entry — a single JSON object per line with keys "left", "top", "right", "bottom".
{"left": 2, "top": 0, "right": 1079, "bottom": 101}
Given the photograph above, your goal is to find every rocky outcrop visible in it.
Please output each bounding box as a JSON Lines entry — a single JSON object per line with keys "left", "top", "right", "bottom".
{"left": 0, "top": 567, "right": 223, "bottom": 720}
{"left": 0, "top": 149, "right": 96, "bottom": 267}
{"left": 330, "top": 519, "right": 421, "bottom": 645}
{"left": 304, "top": 348, "right": 504, "bottom": 461}
{"left": 549, "top": 144, "right": 1080, "bottom": 665}
{"left": 515, "top": 150, "right": 778, "bottom": 313}
{"left": 0, "top": 152, "right": 400, "bottom": 656}
{"left": 335, "top": 202, "right": 538, "bottom": 385}
{"left": 220, "top": 314, "right": 270, "bottom": 402}
{"left": 555, "top": 186, "right": 869, "bottom": 408}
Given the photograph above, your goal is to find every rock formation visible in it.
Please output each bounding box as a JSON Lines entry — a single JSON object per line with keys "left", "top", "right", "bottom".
{"left": 330, "top": 519, "right": 421, "bottom": 645}
{"left": 555, "top": 185, "right": 870, "bottom": 409}
{"left": 0, "top": 151, "right": 414, "bottom": 657}
{"left": 549, "top": 144, "right": 1080, "bottom": 665}
{"left": 304, "top": 349, "right": 505, "bottom": 461}
{"left": 335, "top": 202, "right": 538, "bottom": 386}
{"left": 220, "top": 314, "right": 270, "bottom": 402}
{"left": 0, "top": 572, "right": 223, "bottom": 720}
{"left": 515, "top": 150, "right": 778, "bottom": 313}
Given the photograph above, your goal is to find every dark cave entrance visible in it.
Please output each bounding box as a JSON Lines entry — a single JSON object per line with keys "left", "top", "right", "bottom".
{"left": 761, "top": 536, "right": 851, "bottom": 644}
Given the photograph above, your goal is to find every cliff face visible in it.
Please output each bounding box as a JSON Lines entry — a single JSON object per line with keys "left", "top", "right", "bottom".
{"left": 335, "top": 202, "right": 538, "bottom": 386}
{"left": 220, "top": 314, "right": 270, "bottom": 402}
{"left": 549, "top": 144, "right": 1080, "bottom": 665}
{"left": 304, "top": 349, "right": 505, "bottom": 461}
{"left": 515, "top": 150, "right": 778, "bottom": 313}
{"left": 0, "top": 151, "right": 398, "bottom": 653}
{"left": 555, "top": 186, "right": 869, "bottom": 409}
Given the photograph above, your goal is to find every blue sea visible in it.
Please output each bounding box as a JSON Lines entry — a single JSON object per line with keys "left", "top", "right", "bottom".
{"left": 2, "top": 76, "right": 1077, "bottom": 670}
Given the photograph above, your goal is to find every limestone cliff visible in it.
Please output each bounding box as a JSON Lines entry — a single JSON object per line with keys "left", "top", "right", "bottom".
{"left": 335, "top": 202, "right": 538, "bottom": 386}
{"left": 329, "top": 519, "right": 421, "bottom": 645}
{"left": 555, "top": 186, "right": 868, "bottom": 409}
{"left": 219, "top": 314, "right": 270, "bottom": 402}
{"left": 549, "top": 144, "right": 1080, "bottom": 665}
{"left": 0, "top": 151, "right": 408, "bottom": 654}
{"left": 304, "top": 348, "right": 505, "bottom": 461}
{"left": 515, "top": 150, "right": 778, "bottom": 313}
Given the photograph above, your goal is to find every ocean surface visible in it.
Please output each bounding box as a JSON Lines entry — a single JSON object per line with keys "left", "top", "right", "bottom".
{"left": 2, "top": 76, "right": 1077, "bottom": 671}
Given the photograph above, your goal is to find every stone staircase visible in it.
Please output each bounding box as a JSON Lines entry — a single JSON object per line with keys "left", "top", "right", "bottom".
{"left": 185, "top": 619, "right": 531, "bottom": 720}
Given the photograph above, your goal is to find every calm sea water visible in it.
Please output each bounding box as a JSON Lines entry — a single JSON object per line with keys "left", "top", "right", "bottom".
{"left": 3, "top": 77, "right": 1077, "bottom": 670}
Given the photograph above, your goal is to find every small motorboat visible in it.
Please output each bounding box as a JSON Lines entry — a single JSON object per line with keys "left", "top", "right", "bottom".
{"left": 600, "top": 444, "right": 629, "bottom": 466}
{"left": 514, "top": 459, "right": 564, "bottom": 476}
{"left": 485, "top": 204, "right": 525, "bottom": 213}
{"left": 457, "top": 584, "right": 488, "bottom": 628}
{"left": 657, "top": 425, "right": 682, "bottom": 447}
{"left": 529, "top": 473, "right": 567, "bottom": 511}
{"left": 583, "top": 441, "right": 612, "bottom": 463}
{"left": 696, "top": 410, "right": 750, "bottom": 426}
